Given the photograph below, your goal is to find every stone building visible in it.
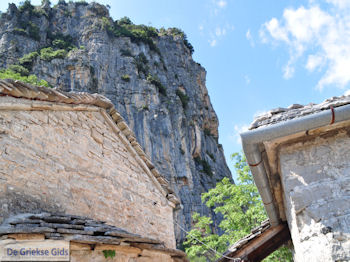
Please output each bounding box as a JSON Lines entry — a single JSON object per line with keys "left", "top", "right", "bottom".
{"left": 0, "top": 79, "right": 187, "bottom": 261}
{"left": 220, "top": 96, "right": 350, "bottom": 261}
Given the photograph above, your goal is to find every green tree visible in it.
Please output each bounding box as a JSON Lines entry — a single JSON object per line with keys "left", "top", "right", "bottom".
{"left": 0, "top": 69, "right": 49, "bottom": 87}
{"left": 184, "top": 153, "right": 293, "bottom": 261}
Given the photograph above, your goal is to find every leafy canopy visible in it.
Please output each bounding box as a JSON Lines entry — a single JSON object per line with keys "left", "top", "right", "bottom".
{"left": 184, "top": 153, "right": 293, "bottom": 261}
{"left": 0, "top": 69, "right": 49, "bottom": 87}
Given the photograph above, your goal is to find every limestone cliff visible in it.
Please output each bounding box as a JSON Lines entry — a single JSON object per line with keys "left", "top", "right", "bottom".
{"left": 0, "top": 1, "right": 232, "bottom": 247}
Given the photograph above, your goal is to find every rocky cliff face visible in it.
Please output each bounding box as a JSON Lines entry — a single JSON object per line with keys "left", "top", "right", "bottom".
{"left": 0, "top": 1, "right": 232, "bottom": 247}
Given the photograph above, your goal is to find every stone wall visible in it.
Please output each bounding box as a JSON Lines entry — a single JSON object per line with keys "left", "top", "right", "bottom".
{"left": 70, "top": 245, "right": 180, "bottom": 262}
{"left": 0, "top": 97, "right": 175, "bottom": 248}
{"left": 279, "top": 129, "right": 350, "bottom": 261}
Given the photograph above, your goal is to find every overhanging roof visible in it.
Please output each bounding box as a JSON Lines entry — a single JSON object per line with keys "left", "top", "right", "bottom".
{"left": 217, "top": 220, "right": 291, "bottom": 262}
{"left": 240, "top": 94, "right": 350, "bottom": 226}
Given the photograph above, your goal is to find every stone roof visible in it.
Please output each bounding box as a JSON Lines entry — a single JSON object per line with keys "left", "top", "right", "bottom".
{"left": 249, "top": 95, "right": 350, "bottom": 130}
{"left": 0, "top": 213, "right": 187, "bottom": 259}
{"left": 217, "top": 219, "right": 270, "bottom": 262}
{"left": 0, "top": 79, "right": 178, "bottom": 205}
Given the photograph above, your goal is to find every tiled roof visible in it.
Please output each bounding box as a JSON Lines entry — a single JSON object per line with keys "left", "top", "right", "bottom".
{"left": 0, "top": 79, "right": 179, "bottom": 205}
{"left": 0, "top": 213, "right": 187, "bottom": 259}
{"left": 217, "top": 219, "right": 270, "bottom": 262}
{"left": 250, "top": 95, "right": 350, "bottom": 130}
{"left": 0, "top": 212, "right": 160, "bottom": 244}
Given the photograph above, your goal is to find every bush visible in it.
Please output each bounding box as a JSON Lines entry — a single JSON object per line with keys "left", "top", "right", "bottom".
{"left": 40, "top": 47, "right": 67, "bottom": 61}
{"left": 184, "top": 36, "right": 194, "bottom": 55}
{"left": 19, "top": 51, "right": 39, "bottom": 67}
{"left": 99, "top": 16, "right": 161, "bottom": 54}
{"left": 8, "top": 65, "right": 29, "bottom": 76}
{"left": 13, "top": 21, "right": 40, "bottom": 41}
{"left": 0, "top": 68, "right": 49, "bottom": 87}
{"left": 28, "top": 22, "right": 40, "bottom": 41}
{"left": 18, "top": 0, "right": 34, "bottom": 14}
{"left": 33, "top": 7, "right": 49, "bottom": 18}
{"left": 176, "top": 89, "right": 189, "bottom": 109}
{"left": 63, "top": 10, "right": 71, "bottom": 17}
{"left": 117, "top": 16, "right": 132, "bottom": 26}
{"left": 133, "top": 52, "right": 149, "bottom": 76}
{"left": 49, "top": 33, "right": 74, "bottom": 50}
{"left": 194, "top": 157, "right": 213, "bottom": 177}
{"left": 13, "top": 28, "right": 27, "bottom": 36}
{"left": 101, "top": 17, "right": 114, "bottom": 35}
{"left": 76, "top": 0, "right": 88, "bottom": 6}
{"left": 120, "top": 48, "right": 133, "bottom": 57}
{"left": 147, "top": 74, "right": 166, "bottom": 96}
{"left": 160, "top": 27, "right": 194, "bottom": 55}
{"left": 121, "top": 74, "right": 130, "bottom": 82}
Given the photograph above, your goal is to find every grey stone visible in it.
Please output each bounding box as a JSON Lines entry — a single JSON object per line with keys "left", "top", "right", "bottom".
{"left": 57, "top": 228, "right": 94, "bottom": 235}
{"left": 65, "top": 235, "right": 121, "bottom": 245}
{"left": 42, "top": 216, "right": 72, "bottom": 224}
{"left": 40, "top": 222, "right": 84, "bottom": 230}
{"left": 0, "top": 226, "right": 55, "bottom": 235}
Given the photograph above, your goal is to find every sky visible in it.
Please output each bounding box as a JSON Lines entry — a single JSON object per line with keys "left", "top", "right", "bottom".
{"left": 1, "top": 0, "right": 350, "bottom": 180}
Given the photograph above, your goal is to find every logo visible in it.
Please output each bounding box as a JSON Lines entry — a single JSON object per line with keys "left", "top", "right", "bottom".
{"left": 0, "top": 239, "right": 69, "bottom": 261}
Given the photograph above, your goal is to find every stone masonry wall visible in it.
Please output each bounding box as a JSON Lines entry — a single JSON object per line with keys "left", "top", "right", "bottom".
{"left": 279, "top": 129, "right": 350, "bottom": 262}
{"left": 0, "top": 98, "right": 175, "bottom": 248}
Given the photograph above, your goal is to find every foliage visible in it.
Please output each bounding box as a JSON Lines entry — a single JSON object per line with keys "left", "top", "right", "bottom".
{"left": 160, "top": 27, "right": 194, "bottom": 55}
{"left": 121, "top": 74, "right": 130, "bottom": 82}
{"left": 183, "top": 35, "right": 194, "bottom": 55}
{"left": 102, "top": 250, "right": 116, "bottom": 259}
{"left": 76, "top": 0, "right": 88, "bottom": 6}
{"left": 133, "top": 52, "right": 149, "bottom": 76}
{"left": 40, "top": 47, "right": 67, "bottom": 61}
{"left": 194, "top": 157, "right": 213, "bottom": 177}
{"left": 13, "top": 27, "right": 27, "bottom": 36}
{"left": 17, "top": 1, "right": 46, "bottom": 35}
{"left": 63, "top": 10, "right": 71, "bottom": 17}
{"left": 206, "top": 151, "right": 215, "bottom": 162}
{"left": 49, "top": 33, "right": 75, "bottom": 51}
{"left": 19, "top": 51, "right": 39, "bottom": 68}
{"left": 13, "top": 21, "right": 40, "bottom": 41}
{"left": 27, "top": 21, "right": 40, "bottom": 41}
{"left": 117, "top": 16, "right": 132, "bottom": 26}
{"left": 184, "top": 153, "right": 293, "bottom": 261}
{"left": 176, "top": 89, "right": 189, "bottom": 109}
{"left": 204, "top": 128, "right": 212, "bottom": 136}
{"left": 8, "top": 64, "right": 29, "bottom": 76}
{"left": 18, "top": 0, "right": 34, "bottom": 14}
{"left": 101, "top": 17, "right": 114, "bottom": 35}
{"left": 41, "top": 0, "right": 51, "bottom": 6}
{"left": 0, "top": 68, "right": 49, "bottom": 87}
{"left": 100, "top": 16, "right": 160, "bottom": 54}
{"left": 146, "top": 74, "right": 166, "bottom": 96}
{"left": 120, "top": 48, "right": 133, "bottom": 57}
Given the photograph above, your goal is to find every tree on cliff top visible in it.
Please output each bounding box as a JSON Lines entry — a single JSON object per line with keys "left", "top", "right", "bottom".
{"left": 184, "top": 153, "right": 293, "bottom": 261}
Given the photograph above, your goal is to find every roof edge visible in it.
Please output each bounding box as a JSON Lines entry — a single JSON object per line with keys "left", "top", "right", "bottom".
{"left": 241, "top": 101, "right": 350, "bottom": 226}
{"left": 0, "top": 79, "right": 179, "bottom": 205}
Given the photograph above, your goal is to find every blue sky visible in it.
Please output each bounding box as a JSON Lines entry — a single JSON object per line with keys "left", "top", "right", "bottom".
{"left": 1, "top": 0, "right": 349, "bottom": 179}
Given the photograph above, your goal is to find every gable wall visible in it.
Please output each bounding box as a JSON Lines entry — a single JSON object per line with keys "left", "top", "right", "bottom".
{"left": 0, "top": 103, "right": 175, "bottom": 248}
{"left": 279, "top": 129, "right": 350, "bottom": 261}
